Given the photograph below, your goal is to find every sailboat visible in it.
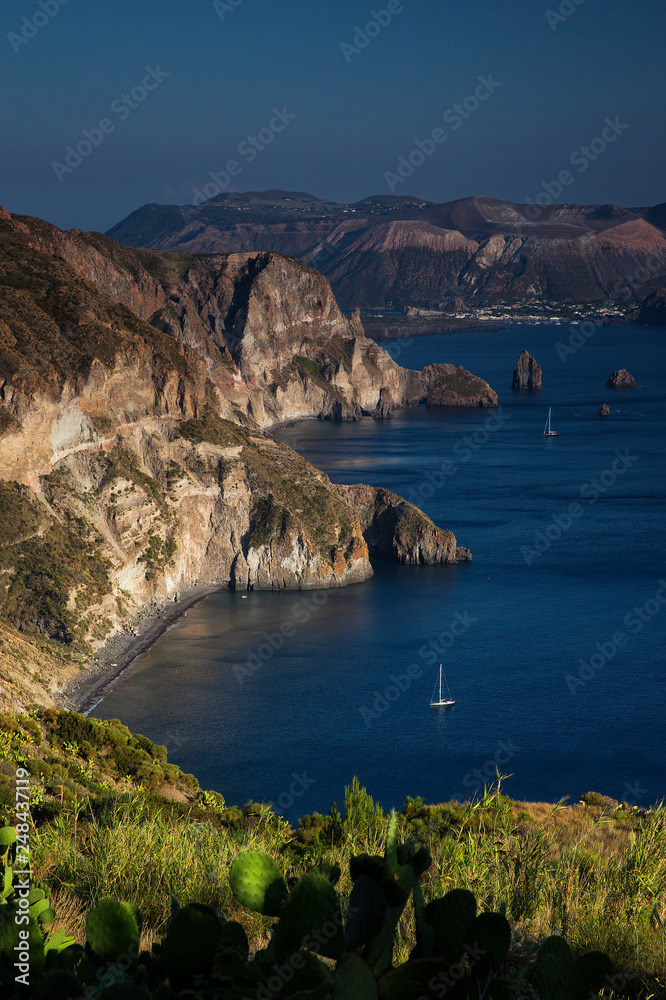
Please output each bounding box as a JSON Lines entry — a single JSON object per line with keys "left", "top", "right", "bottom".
{"left": 430, "top": 664, "right": 455, "bottom": 708}
{"left": 543, "top": 407, "right": 559, "bottom": 437}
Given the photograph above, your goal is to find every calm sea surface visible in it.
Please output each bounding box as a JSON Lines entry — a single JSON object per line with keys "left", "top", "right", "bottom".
{"left": 93, "top": 324, "right": 666, "bottom": 820}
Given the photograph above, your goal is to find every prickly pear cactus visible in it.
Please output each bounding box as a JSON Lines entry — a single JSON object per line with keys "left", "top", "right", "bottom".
{"left": 86, "top": 898, "right": 140, "bottom": 963}
{"left": 333, "top": 953, "right": 379, "bottom": 999}
{"left": 467, "top": 910, "right": 511, "bottom": 977}
{"left": 161, "top": 902, "right": 225, "bottom": 986}
{"left": 229, "top": 849, "right": 287, "bottom": 916}
{"left": 426, "top": 887, "right": 477, "bottom": 963}
{"left": 571, "top": 949, "right": 614, "bottom": 999}
{"left": 531, "top": 935, "right": 574, "bottom": 1000}
{"left": 274, "top": 872, "right": 345, "bottom": 961}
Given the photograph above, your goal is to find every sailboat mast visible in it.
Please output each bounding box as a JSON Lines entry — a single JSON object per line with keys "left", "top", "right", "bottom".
{"left": 439, "top": 665, "right": 442, "bottom": 702}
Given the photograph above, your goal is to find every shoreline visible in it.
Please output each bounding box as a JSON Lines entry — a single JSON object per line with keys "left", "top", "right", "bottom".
{"left": 60, "top": 585, "right": 222, "bottom": 715}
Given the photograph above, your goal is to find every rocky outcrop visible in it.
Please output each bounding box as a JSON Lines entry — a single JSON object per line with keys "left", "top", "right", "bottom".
{"left": 3, "top": 211, "right": 495, "bottom": 435}
{"left": 333, "top": 484, "right": 471, "bottom": 565}
{"left": 512, "top": 350, "right": 542, "bottom": 389}
{"left": 597, "top": 403, "right": 610, "bottom": 416}
{"left": 606, "top": 369, "right": 637, "bottom": 388}
{"left": 422, "top": 365, "right": 498, "bottom": 407}
{"left": 373, "top": 387, "right": 394, "bottom": 419}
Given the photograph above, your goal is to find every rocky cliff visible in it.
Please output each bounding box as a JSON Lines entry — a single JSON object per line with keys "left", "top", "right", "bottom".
{"left": 333, "top": 484, "right": 472, "bottom": 565}
{"left": 107, "top": 191, "right": 666, "bottom": 312}
{"left": 0, "top": 206, "right": 476, "bottom": 682}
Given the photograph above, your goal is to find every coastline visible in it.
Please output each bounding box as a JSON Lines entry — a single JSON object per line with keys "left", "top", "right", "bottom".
{"left": 60, "top": 585, "right": 222, "bottom": 715}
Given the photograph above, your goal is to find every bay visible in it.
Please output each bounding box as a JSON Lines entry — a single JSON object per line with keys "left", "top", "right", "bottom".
{"left": 93, "top": 323, "right": 666, "bottom": 820}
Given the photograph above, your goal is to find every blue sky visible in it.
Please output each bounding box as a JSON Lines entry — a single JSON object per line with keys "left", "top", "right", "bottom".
{"left": 1, "top": 0, "right": 664, "bottom": 231}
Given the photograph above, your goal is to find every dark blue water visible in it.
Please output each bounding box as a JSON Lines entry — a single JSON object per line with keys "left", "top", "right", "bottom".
{"left": 94, "top": 324, "right": 666, "bottom": 819}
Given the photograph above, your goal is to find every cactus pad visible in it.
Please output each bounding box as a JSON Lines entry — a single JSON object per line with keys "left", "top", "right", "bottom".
{"left": 426, "top": 887, "right": 476, "bottom": 963}
{"left": 274, "top": 872, "right": 345, "bottom": 961}
{"left": 333, "top": 953, "right": 379, "bottom": 999}
{"left": 467, "top": 911, "right": 511, "bottom": 976}
{"left": 229, "top": 850, "right": 287, "bottom": 917}
{"left": 572, "top": 950, "right": 614, "bottom": 998}
{"left": 86, "top": 899, "right": 140, "bottom": 963}
{"left": 162, "top": 903, "right": 225, "bottom": 985}
{"left": 345, "top": 874, "right": 387, "bottom": 950}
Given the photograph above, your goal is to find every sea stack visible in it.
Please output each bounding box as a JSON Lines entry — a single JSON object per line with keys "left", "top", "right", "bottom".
{"left": 373, "top": 387, "right": 394, "bottom": 420}
{"left": 606, "top": 369, "right": 637, "bottom": 388}
{"left": 597, "top": 403, "right": 610, "bottom": 416}
{"left": 512, "top": 350, "right": 542, "bottom": 389}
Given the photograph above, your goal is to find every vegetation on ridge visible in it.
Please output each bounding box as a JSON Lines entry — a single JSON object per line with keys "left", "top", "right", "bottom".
{"left": 0, "top": 710, "right": 662, "bottom": 995}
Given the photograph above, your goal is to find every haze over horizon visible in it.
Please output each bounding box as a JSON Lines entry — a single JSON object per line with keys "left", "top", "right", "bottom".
{"left": 2, "top": 0, "right": 665, "bottom": 233}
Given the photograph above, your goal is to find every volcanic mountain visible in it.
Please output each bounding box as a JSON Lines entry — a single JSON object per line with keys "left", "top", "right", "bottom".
{"left": 107, "top": 191, "right": 666, "bottom": 313}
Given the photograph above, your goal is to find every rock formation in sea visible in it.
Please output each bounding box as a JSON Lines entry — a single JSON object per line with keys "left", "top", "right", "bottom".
{"left": 606, "top": 369, "right": 637, "bottom": 388}
{"left": 423, "top": 365, "right": 498, "bottom": 407}
{"left": 0, "top": 206, "right": 478, "bottom": 668}
{"left": 597, "top": 403, "right": 610, "bottom": 416}
{"left": 333, "top": 485, "right": 471, "bottom": 565}
{"left": 373, "top": 387, "right": 394, "bottom": 419}
{"left": 512, "top": 350, "right": 542, "bottom": 390}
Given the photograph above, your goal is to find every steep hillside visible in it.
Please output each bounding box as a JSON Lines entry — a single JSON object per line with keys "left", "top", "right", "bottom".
{"left": 0, "top": 207, "right": 480, "bottom": 706}
{"left": 106, "top": 191, "right": 666, "bottom": 312}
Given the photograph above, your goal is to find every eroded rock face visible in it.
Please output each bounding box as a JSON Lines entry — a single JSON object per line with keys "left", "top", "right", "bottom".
{"left": 5, "top": 213, "right": 495, "bottom": 431}
{"left": 373, "top": 387, "right": 394, "bottom": 419}
{"left": 597, "top": 403, "right": 610, "bottom": 416}
{"left": 512, "top": 350, "right": 542, "bottom": 389}
{"left": 606, "top": 369, "right": 637, "bottom": 387}
{"left": 0, "top": 209, "right": 474, "bottom": 655}
{"left": 333, "top": 484, "right": 470, "bottom": 565}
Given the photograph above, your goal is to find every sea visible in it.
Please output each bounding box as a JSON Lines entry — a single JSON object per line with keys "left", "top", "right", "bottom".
{"left": 92, "top": 323, "right": 666, "bottom": 821}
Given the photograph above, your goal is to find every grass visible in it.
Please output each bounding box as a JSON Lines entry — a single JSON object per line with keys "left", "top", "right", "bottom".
{"left": 1, "top": 711, "right": 664, "bottom": 993}
{"left": 0, "top": 484, "right": 112, "bottom": 643}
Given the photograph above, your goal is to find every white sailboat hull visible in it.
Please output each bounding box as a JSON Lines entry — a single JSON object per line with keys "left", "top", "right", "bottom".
{"left": 430, "top": 664, "right": 455, "bottom": 707}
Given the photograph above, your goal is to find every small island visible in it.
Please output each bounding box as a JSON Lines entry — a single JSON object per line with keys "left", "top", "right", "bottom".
{"left": 606, "top": 369, "right": 637, "bottom": 388}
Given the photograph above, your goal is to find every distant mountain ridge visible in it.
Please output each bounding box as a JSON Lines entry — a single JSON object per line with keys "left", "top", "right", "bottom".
{"left": 107, "top": 190, "right": 666, "bottom": 315}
